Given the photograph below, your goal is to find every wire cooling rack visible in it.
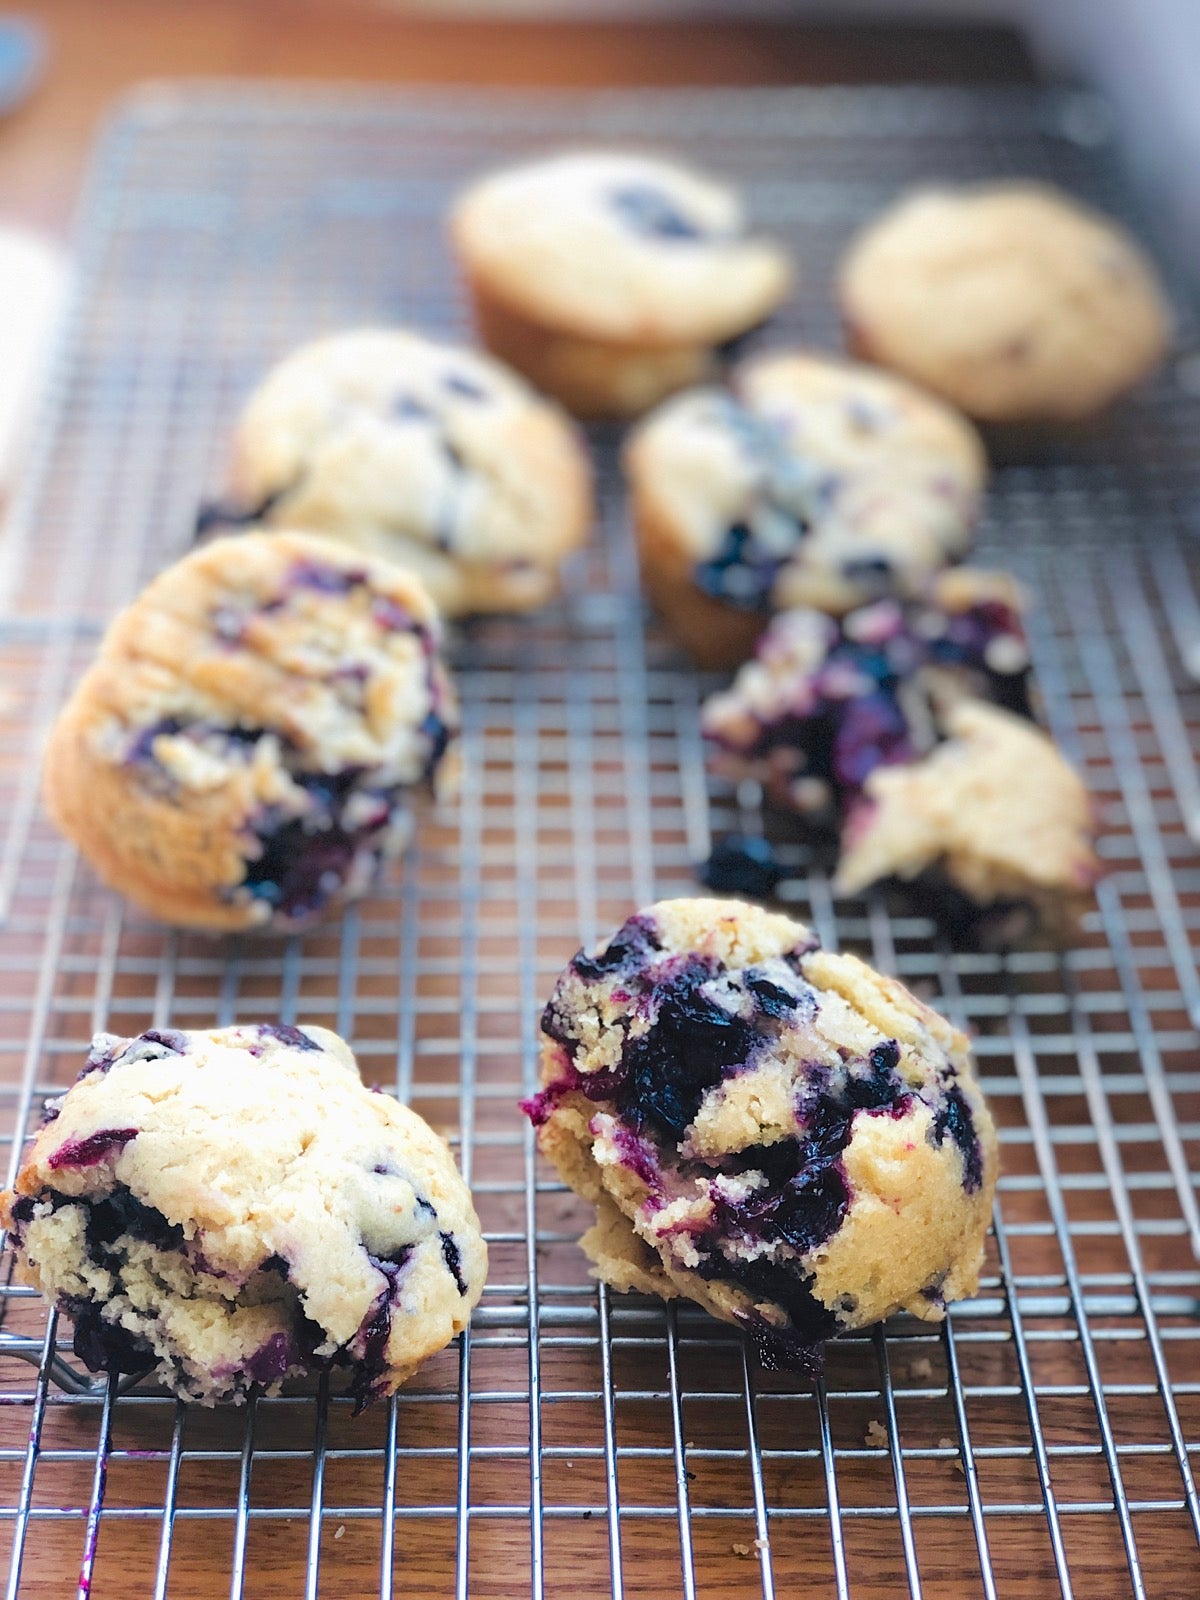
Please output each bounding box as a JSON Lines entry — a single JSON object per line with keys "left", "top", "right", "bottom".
{"left": 0, "top": 82, "right": 1199, "bottom": 1600}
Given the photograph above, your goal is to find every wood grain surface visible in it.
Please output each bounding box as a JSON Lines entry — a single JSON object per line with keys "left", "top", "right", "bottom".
{"left": 0, "top": 1, "right": 1033, "bottom": 235}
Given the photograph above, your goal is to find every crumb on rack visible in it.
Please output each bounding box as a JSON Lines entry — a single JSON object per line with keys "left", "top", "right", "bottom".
{"left": 865, "top": 1419, "right": 888, "bottom": 1448}
{"left": 334, "top": 1525, "right": 345, "bottom": 1540}
{"left": 908, "top": 1356, "right": 934, "bottom": 1381}
{"left": 938, "top": 1436, "right": 966, "bottom": 1473}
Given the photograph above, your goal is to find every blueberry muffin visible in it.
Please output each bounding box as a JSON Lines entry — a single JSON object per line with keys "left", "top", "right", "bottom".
{"left": 524, "top": 899, "right": 996, "bottom": 1369}
{"left": 201, "top": 329, "right": 593, "bottom": 617}
{"left": 42, "top": 532, "right": 457, "bottom": 932}
{"left": 625, "top": 350, "right": 986, "bottom": 667}
{"left": 839, "top": 183, "right": 1170, "bottom": 423}
{"left": 1, "top": 1024, "right": 487, "bottom": 1408}
{"left": 450, "top": 151, "right": 792, "bottom": 419}
{"left": 702, "top": 570, "right": 1100, "bottom": 942}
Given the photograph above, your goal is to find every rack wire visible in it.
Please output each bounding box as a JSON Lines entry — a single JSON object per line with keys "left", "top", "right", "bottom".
{"left": 0, "top": 83, "right": 1198, "bottom": 1599}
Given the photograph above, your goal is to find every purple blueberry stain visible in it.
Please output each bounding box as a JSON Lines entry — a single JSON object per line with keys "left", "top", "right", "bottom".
{"left": 370, "top": 595, "right": 416, "bottom": 633}
{"left": 135, "top": 1030, "right": 190, "bottom": 1058}
{"left": 48, "top": 1128, "right": 139, "bottom": 1171}
{"left": 242, "top": 1331, "right": 298, "bottom": 1387}
{"left": 68, "top": 1299, "right": 155, "bottom": 1377}
{"left": 286, "top": 558, "right": 369, "bottom": 596}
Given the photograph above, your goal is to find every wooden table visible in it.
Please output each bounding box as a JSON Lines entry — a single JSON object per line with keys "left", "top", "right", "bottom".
{"left": 0, "top": 0, "right": 1034, "bottom": 236}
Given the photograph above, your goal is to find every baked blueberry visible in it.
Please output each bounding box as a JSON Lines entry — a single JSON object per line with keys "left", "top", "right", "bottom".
{"left": 524, "top": 899, "right": 996, "bottom": 1370}
{"left": 1, "top": 1024, "right": 486, "bottom": 1408}
{"left": 42, "top": 531, "right": 458, "bottom": 932}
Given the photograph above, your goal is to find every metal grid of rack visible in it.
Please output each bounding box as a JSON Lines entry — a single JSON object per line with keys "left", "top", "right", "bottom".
{"left": 0, "top": 83, "right": 1198, "bottom": 1598}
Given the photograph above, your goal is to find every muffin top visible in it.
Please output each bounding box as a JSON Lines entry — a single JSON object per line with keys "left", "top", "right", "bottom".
{"left": 451, "top": 150, "right": 792, "bottom": 346}
{"left": 838, "top": 181, "right": 1170, "bottom": 421}
{"left": 626, "top": 349, "right": 986, "bottom": 616}
{"left": 222, "top": 328, "right": 593, "bottom": 616}
{"left": 42, "top": 531, "right": 457, "bottom": 931}
{"left": 3, "top": 1023, "right": 487, "bottom": 1407}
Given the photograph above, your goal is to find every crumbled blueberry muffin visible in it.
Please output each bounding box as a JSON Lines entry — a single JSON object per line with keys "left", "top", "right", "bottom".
{"left": 450, "top": 151, "right": 792, "bottom": 419}
{"left": 0, "top": 1025, "right": 486, "bottom": 1407}
{"left": 839, "top": 182, "right": 1170, "bottom": 423}
{"left": 524, "top": 899, "right": 996, "bottom": 1369}
{"left": 202, "top": 329, "right": 593, "bottom": 617}
{"left": 702, "top": 570, "right": 1100, "bottom": 942}
{"left": 624, "top": 349, "right": 987, "bottom": 666}
{"left": 42, "top": 531, "right": 457, "bottom": 932}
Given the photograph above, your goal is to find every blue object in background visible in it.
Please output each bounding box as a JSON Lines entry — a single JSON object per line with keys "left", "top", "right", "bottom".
{"left": 0, "top": 15, "right": 44, "bottom": 118}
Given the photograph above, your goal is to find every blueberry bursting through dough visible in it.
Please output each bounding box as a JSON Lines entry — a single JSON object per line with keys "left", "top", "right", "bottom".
{"left": 41, "top": 531, "right": 458, "bottom": 932}
{"left": 0, "top": 1025, "right": 487, "bottom": 1409}
{"left": 523, "top": 899, "right": 997, "bottom": 1371}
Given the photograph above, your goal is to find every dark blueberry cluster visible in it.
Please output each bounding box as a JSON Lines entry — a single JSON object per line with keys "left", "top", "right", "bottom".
{"left": 125, "top": 687, "right": 451, "bottom": 927}
{"left": 240, "top": 768, "right": 390, "bottom": 922}
{"left": 708, "top": 589, "right": 1032, "bottom": 812}
{"left": 694, "top": 520, "right": 795, "bottom": 610}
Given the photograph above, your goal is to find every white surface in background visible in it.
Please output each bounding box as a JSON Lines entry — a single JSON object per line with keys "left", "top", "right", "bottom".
{"left": 0, "top": 226, "right": 66, "bottom": 496}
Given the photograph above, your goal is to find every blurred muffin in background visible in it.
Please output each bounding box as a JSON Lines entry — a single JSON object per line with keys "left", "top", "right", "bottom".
{"left": 624, "top": 349, "right": 986, "bottom": 668}
{"left": 450, "top": 150, "right": 792, "bottom": 420}
{"left": 838, "top": 182, "right": 1170, "bottom": 423}
{"left": 201, "top": 329, "right": 593, "bottom": 618}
